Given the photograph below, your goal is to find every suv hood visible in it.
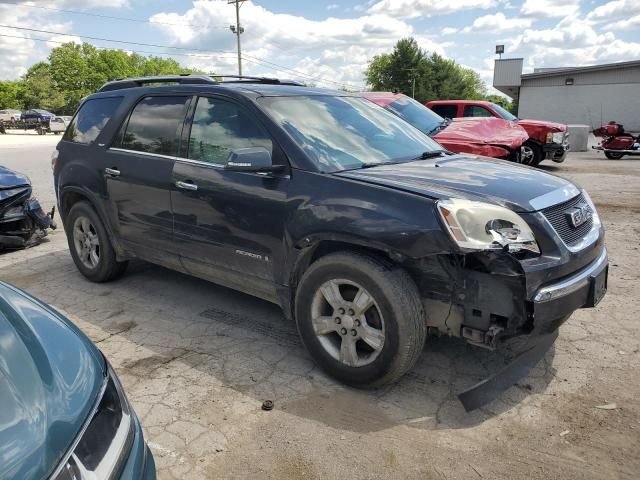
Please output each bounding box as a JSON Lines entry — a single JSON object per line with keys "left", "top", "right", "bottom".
{"left": 335, "top": 155, "right": 573, "bottom": 212}
{"left": 0, "top": 283, "right": 104, "bottom": 480}
{"left": 436, "top": 117, "right": 529, "bottom": 149}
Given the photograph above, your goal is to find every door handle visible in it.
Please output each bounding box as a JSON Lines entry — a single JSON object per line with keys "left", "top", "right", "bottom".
{"left": 176, "top": 180, "right": 198, "bottom": 191}
{"left": 105, "top": 167, "right": 120, "bottom": 177}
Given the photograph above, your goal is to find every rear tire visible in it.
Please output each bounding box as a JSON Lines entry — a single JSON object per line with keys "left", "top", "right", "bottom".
{"left": 604, "top": 151, "right": 625, "bottom": 160}
{"left": 295, "top": 251, "right": 426, "bottom": 388}
{"left": 65, "top": 201, "right": 128, "bottom": 282}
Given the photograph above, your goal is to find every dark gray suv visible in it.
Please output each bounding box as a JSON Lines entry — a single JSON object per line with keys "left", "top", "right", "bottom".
{"left": 52, "top": 75, "right": 607, "bottom": 409}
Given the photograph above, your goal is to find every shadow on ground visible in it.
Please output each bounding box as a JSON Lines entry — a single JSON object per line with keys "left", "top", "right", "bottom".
{"left": 1, "top": 247, "right": 557, "bottom": 434}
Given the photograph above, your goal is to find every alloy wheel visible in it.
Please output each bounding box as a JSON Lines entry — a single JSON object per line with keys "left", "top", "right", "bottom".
{"left": 73, "top": 216, "right": 100, "bottom": 269}
{"left": 310, "top": 279, "right": 385, "bottom": 367}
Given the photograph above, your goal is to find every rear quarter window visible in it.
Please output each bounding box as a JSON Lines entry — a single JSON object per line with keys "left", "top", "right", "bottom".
{"left": 63, "top": 97, "right": 123, "bottom": 144}
{"left": 431, "top": 104, "right": 458, "bottom": 119}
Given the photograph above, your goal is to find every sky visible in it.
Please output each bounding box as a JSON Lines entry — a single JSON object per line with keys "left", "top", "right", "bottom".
{"left": 0, "top": 0, "right": 638, "bottom": 94}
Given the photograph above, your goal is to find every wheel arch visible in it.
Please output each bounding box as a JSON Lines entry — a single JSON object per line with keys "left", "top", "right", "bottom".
{"left": 59, "top": 186, "right": 128, "bottom": 260}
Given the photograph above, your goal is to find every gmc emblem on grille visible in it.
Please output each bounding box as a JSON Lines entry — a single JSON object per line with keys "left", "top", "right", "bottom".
{"left": 565, "top": 202, "right": 592, "bottom": 228}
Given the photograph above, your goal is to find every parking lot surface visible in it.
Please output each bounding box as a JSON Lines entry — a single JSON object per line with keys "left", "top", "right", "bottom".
{"left": 1, "top": 131, "right": 639, "bottom": 479}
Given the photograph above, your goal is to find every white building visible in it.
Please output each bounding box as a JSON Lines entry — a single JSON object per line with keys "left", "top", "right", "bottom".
{"left": 494, "top": 58, "right": 640, "bottom": 131}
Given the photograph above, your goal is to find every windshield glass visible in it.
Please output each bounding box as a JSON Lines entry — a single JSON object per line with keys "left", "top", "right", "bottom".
{"left": 491, "top": 103, "right": 517, "bottom": 121}
{"left": 258, "top": 95, "right": 441, "bottom": 172}
{"left": 386, "top": 96, "right": 444, "bottom": 135}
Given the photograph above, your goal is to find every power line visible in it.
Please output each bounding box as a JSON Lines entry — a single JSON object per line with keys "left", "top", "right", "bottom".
{"left": 0, "top": 0, "right": 227, "bottom": 29}
{"left": 0, "top": 24, "right": 364, "bottom": 90}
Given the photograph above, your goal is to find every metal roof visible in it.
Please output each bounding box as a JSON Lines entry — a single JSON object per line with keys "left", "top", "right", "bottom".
{"left": 522, "top": 60, "right": 640, "bottom": 79}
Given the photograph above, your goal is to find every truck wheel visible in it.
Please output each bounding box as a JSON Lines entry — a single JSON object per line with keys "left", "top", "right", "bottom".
{"left": 295, "top": 251, "right": 426, "bottom": 388}
{"left": 522, "top": 141, "right": 543, "bottom": 166}
{"left": 604, "top": 151, "right": 625, "bottom": 160}
{"left": 65, "top": 201, "right": 128, "bottom": 282}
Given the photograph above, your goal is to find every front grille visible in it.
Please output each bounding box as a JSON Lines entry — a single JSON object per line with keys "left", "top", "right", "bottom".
{"left": 541, "top": 193, "right": 593, "bottom": 246}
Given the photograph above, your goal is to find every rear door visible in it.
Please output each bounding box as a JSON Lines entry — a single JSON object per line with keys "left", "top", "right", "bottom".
{"left": 171, "top": 95, "right": 289, "bottom": 302}
{"left": 103, "top": 95, "right": 191, "bottom": 264}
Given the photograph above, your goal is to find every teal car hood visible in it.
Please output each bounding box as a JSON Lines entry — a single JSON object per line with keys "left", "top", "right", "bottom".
{"left": 0, "top": 283, "right": 105, "bottom": 480}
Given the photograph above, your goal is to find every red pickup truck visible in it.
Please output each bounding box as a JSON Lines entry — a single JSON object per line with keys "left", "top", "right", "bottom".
{"left": 426, "top": 100, "right": 570, "bottom": 166}
{"left": 362, "top": 93, "right": 529, "bottom": 162}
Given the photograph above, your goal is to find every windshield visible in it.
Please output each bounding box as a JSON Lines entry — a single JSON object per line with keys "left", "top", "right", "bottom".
{"left": 386, "top": 96, "right": 444, "bottom": 135}
{"left": 258, "top": 95, "right": 441, "bottom": 172}
{"left": 491, "top": 103, "right": 517, "bottom": 121}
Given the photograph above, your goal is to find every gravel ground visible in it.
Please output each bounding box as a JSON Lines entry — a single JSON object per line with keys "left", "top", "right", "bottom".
{"left": 1, "top": 133, "right": 638, "bottom": 480}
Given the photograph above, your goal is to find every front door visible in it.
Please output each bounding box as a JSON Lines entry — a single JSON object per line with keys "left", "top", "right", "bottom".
{"left": 171, "top": 96, "right": 289, "bottom": 302}
{"left": 103, "top": 95, "right": 191, "bottom": 265}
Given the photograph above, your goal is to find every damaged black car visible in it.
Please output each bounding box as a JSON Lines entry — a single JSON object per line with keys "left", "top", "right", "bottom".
{"left": 0, "top": 165, "right": 56, "bottom": 249}
{"left": 52, "top": 76, "right": 608, "bottom": 410}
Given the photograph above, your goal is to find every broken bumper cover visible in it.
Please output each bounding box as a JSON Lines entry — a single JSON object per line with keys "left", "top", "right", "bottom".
{"left": 544, "top": 142, "right": 570, "bottom": 163}
{"left": 458, "top": 248, "right": 608, "bottom": 411}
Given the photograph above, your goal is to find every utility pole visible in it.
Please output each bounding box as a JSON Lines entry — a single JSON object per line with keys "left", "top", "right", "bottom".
{"left": 228, "top": 0, "right": 246, "bottom": 76}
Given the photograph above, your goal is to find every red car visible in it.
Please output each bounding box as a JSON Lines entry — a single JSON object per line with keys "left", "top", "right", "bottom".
{"left": 426, "top": 100, "right": 569, "bottom": 166}
{"left": 361, "top": 92, "right": 529, "bottom": 162}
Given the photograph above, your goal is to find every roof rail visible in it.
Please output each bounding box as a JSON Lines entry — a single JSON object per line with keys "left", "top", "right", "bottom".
{"left": 215, "top": 75, "right": 305, "bottom": 86}
{"left": 98, "top": 74, "right": 217, "bottom": 92}
{"left": 97, "top": 73, "right": 306, "bottom": 92}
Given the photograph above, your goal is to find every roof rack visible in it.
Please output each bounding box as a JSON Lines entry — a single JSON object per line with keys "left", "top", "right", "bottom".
{"left": 98, "top": 74, "right": 305, "bottom": 92}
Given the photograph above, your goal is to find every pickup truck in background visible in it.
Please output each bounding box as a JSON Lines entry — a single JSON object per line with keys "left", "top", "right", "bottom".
{"left": 426, "top": 100, "right": 570, "bottom": 166}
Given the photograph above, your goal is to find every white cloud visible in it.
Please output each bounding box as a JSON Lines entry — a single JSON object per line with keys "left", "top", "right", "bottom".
{"left": 327, "top": 4, "right": 339, "bottom": 10}
{"left": 367, "top": 0, "right": 495, "bottom": 20}
{"left": 149, "top": 1, "right": 445, "bottom": 89}
{"left": 463, "top": 12, "right": 532, "bottom": 32}
{"left": 520, "top": 0, "right": 579, "bottom": 18}
{"left": 441, "top": 27, "right": 458, "bottom": 35}
{"left": 605, "top": 14, "right": 640, "bottom": 30}
{"left": 510, "top": 15, "right": 640, "bottom": 71}
{"left": 587, "top": 0, "right": 640, "bottom": 22}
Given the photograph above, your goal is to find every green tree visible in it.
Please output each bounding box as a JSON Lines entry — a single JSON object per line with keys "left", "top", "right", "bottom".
{"left": 19, "top": 62, "right": 65, "bottom": 112}
{"left": 365, "top": 38, "right": 488, "bottom": 103}
{"left": 0, "top": 80, "right": 25, "bottom": 109}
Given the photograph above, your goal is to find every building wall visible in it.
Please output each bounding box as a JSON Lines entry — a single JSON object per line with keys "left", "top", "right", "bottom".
{"left": 518, "top": 82, "right": 640, "bottom": 131}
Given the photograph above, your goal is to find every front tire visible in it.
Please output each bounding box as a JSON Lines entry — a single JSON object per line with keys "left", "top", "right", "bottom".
{"left": 65, "top": 201, "right": 128, "bottom": 282}
{"left": 521, "top": 140, "right": 543, "bottom": 166}
{"left": 295, "top": 251, "right": 426, "bottom": 388}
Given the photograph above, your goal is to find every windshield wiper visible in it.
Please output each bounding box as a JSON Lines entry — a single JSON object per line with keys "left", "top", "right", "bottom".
{"left": 413, "top": 150, "right": 448, "bottom": 160}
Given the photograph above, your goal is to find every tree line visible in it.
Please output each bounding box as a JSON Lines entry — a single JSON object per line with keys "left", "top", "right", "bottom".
{"left": 365, "top": 38, "right": 514, "bottom": 111}
{"left": 0, "top": 42, "right": 200, "bottom": 115}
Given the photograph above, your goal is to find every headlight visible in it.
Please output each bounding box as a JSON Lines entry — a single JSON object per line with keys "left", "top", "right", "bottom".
{"left": 437, "top": 198, "right": 540, "bottom": 254}
{"left": 52, "top": 362, "right": 133, "bottom": 480}
{"left": 546, "top": 131, "right": 565, "bottom": 144}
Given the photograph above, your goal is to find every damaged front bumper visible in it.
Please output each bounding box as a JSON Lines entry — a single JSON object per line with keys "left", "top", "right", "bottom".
{"left": 0, "top": 173, "right": 56, "bottom": 249}
{"left": 458, "top": 248, "right": 608, "bottom": 410}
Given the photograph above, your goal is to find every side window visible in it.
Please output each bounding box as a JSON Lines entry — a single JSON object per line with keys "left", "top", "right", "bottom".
{"left": 115, "top": 96, "right": 190, "bottom": 156}
{"left": 63, "top": 97, "right": 123, "bottom": 144}
{"left": 431, "top": 104, "right": 458, "bottom": 118}
{"left": 187, "top": 97, "right": 273, "bottom": 166}
{"left": 463, "top": 105, "right": 493, "bottom": 118}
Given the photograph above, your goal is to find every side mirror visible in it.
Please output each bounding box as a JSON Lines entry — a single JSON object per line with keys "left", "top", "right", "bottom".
{"left": 225, "top": 147, "right": 283, "bottom": 173}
